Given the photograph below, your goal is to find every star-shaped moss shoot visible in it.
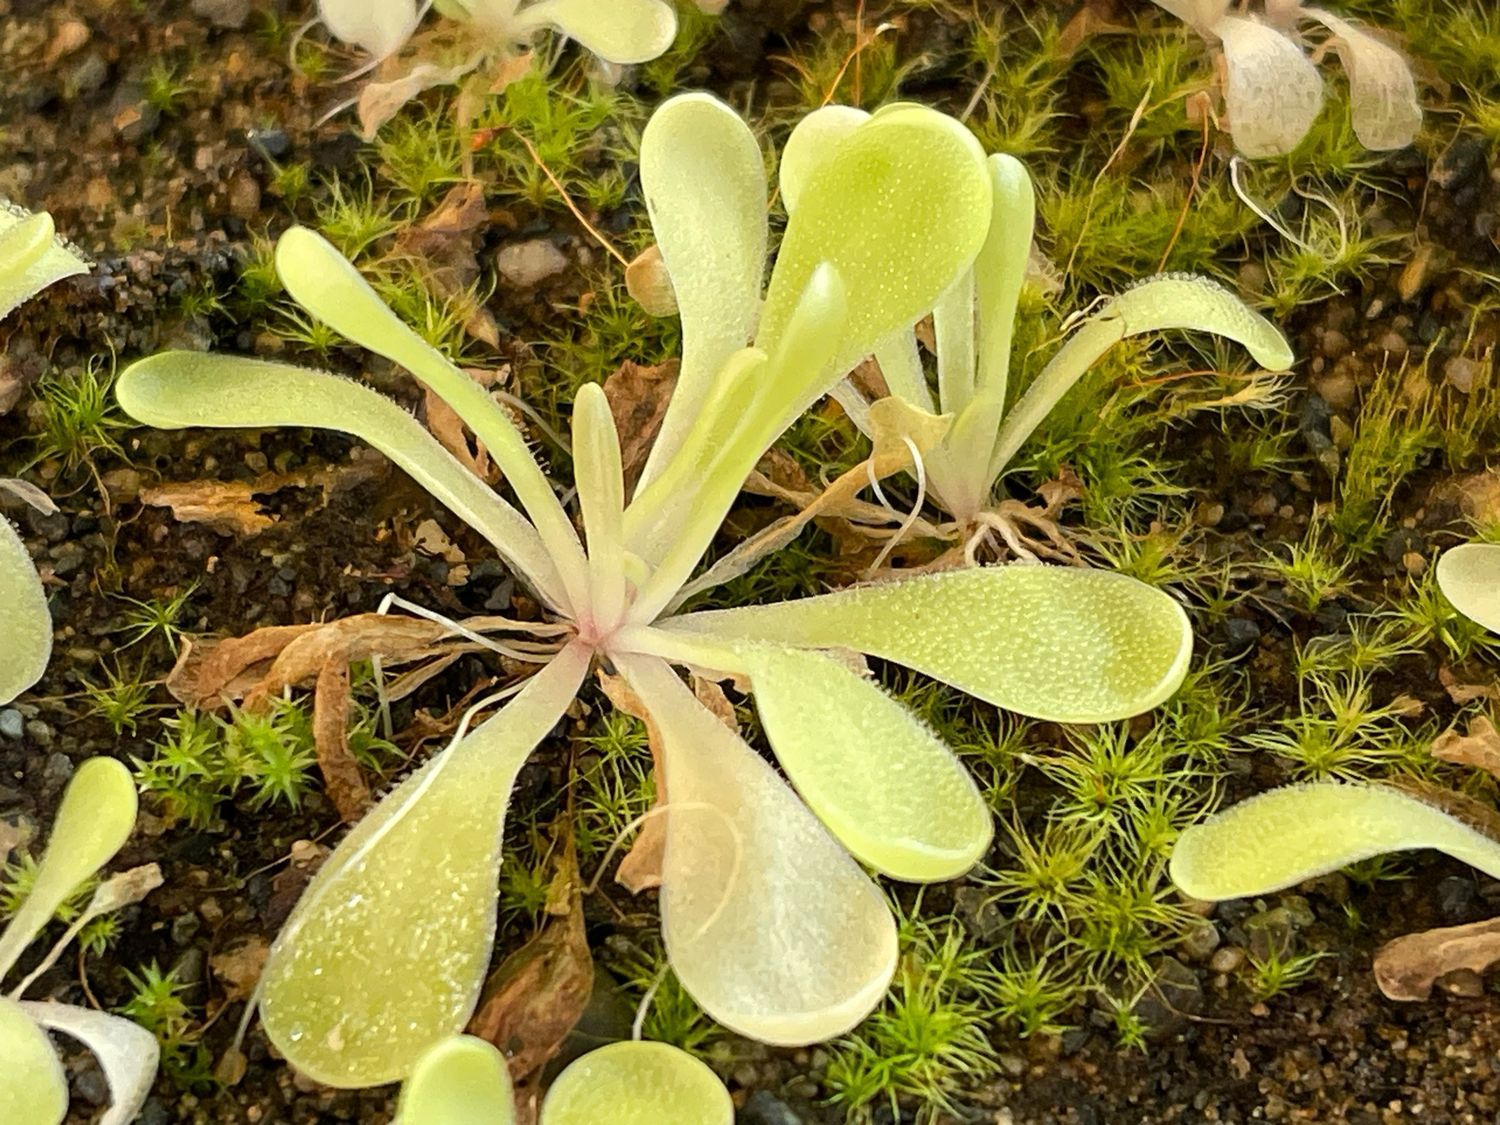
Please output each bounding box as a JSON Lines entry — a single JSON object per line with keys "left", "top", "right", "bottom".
{"left": 0, "top": 203, "right": 89, "bottom": 704}
{"left": 1, "top": 759, "right": 162, "bottom": 1125}
{"left": 730, "top": 105, "right": 1295, "bottom": 547}
{"left": 1150, "top": 1, "right": 1421, "bottom": 158}
{"left": 1170, "top": 542, "right": 1500, "bottom": 904}
{"left": 115, "top": 95, "right": 1194, "bottom": 1088}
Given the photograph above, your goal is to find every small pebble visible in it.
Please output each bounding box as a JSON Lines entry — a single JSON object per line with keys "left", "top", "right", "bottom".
{"left": 0, "top": 710, "right": 22, "bottom": 740}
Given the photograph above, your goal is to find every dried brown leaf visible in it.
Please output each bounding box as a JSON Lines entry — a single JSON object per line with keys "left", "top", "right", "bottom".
{"left": 425, "top": 386, "right": 497, "bottom": 484}
{"left": 624, "top": 244, "right": 677, "bottom": 317}
{"left": 1374, "top": 916, "right": 1500, "bottom": 1001}
{"left": 1431, "top": 715, "right": 1500, "bottom": 780}
{"left": 139, "top": 480, "right": 275, "bottom": 536}
{"left": 1438, "top": 665, "right": 1500, "bottom": 706}
{"left": 210, "top": 937, "right": 270, "bottom": 1003}
{"left": 314, "top": 653, "right": 372, "bottom": 824}
{"left": 467, "top": 829, "right": 593, "bottom": 1080}
{"left": 603, "top": 359, "right": 679, "bottom": 493}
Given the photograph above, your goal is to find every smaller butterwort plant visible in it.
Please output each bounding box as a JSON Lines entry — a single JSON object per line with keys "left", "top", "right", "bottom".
{"left": 1, "top": 758, "right": 163, "bottom": 1125}
{"left": 1169, "top": 541, "right": 1500, "bottom": 908}
{"left": 0, "top": 203, "right": 89, "bottom": 705}
{"left": 395, "top": 1034, "right": 732, "bottom": 1124}
{"left": 1150, "top": 1, "right": 1422, "bottom": 157}
{"left": 311, "top": 0, "right": 678, "bottom": 135}
{"left": 116, "top": 95, "right": 1196, "bottom": 1089}
{"left": 717, "top": 105, "right": 1294, "bottom": 566}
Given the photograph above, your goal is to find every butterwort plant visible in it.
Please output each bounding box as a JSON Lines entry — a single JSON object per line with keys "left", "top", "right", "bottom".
{"left": 773, "top": 106, "right": 1295, "bottom": 545}
{"left": 1, "top": 758, "right": 162, "bottom": 1125}
{"left": 116, "top": 95, "right": 1195, "bottom": 1087}
{"left": 0, "top": 203, "right": 89, "bottom": 704}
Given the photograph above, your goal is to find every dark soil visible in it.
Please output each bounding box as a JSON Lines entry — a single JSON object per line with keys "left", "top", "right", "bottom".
{"left": 4, "top": 0, "right": 1500, "bottom": 1122}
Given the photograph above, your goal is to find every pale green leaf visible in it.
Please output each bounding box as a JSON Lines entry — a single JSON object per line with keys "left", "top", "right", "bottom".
{"left": 571, "top": 383, "right": 626, "bottom": 630}
{"left": 635, "top": 93, "right": 768, "bottom": 490}
{"left": 934, "top": 154, "right": 1037, "bottom": 520}
{"left": 114, "top": 351, "right": 568, "bottom": 613}
{"left": 259, "top": 645, "right": 589, "bottom": 1087}
{"left": 988, "top": 273, "right": 1292, "bottom": 478}
{"left": 518, "top": 0, "right": 677, "bottom": 64}
{"left": 0, "top": 515, "right": 51, "bottom": 706}
{"left": 273, "top": 227, "right": 587, "bottom": 607}
{"left": 396, "top": 1035, "right": 515, "bottom": 1125}
{"left": 318, "top": 0, "right": 420, "bottom": 57}
{"left": 540, "top": 1041, "right": 732, "bottom": 1125}
{"left": 741, "top": 646, "right": 992, "bottom": 881}
{"left": 618, "top": 654, "right": 897, "bottom": 1045}
{"left": 1436, "top": 543, "right": 1500, "bottom": 635}
{"left": 0, "top": 206, "right": 89, "bottom": 322}
{"left": 1170, "top": 783, "right": 1500, "bottom": 901}
{"left": 20, "top": 1002, "right": 159, "bottom": 1125}
{"left": 0, "top": 997, "right": 65, "bottom": 1125}
{"left": 755, "top": 105, "right": 991, "bottom": 390}
{"left": 0, "top": 758, "right": 136, "bottom": 982}
{"left": 662, "top": 566, "right": 1193, "bottom": 723}
{"left": 777, "top": 104, "right": 869, "bottom": 214}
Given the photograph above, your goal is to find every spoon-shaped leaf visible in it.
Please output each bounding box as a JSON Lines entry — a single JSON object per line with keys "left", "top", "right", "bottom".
{"left": 988, "top": 273, "right": 1292, "bottom": 479}
{"left": 1218, "top": 15, "right": 1325, "bottom": 158}
{"left": 0, "top": 515, "right": 51, "bottom": 706}
{"left": 1303, "top": 9, "right": 1420, "bottom": 151}
{"left": 259, "top": 645, "right": 589, "bottom": 1087}
{"left": 663, "top": 566, "right": 1192, "bottom": 723}
{"left": 274, "top": 227, "right": 587, "bottom": 608}
{"left": 617, "top": 654, "right": 897, "bottom": 1045}
{"left": 0, "top": 758, "right": 136, "bottom": 982}
{"left": 636, "top": 93, "right": 768, "bottom": 491}
{"left": 318, "top": 0, "right": 420, "bottom": 57}
{"left": 115, "top": 352, "right": 568, "bottom": 613}
{"left": 742, "top": 646, "right": 992, "bottom": 880}
{"left": 0, "top": 997, "right": 66, "bottom": 1125}
{"left": 755, "top": 105, "right": 991, "bottom": 397}
{"left": 20, "top": 1002, "right": 160, "bottom": 1125}
{"left": 1171, "top": 783, "right": 1500, "bottom": 900}
{"left": 1436, "top": 543, "right": 1500, "bottom": 636}
{"left": 518, "top": 0, "right": 678, "bottom": 65}
{"left": 396, "top": 1035, "right": 515, "bottom": 1125}
{"left": 0, "top": 206, "right": 89, "bottom": 322}
{"left": 540, "top": 1041, "right": 733, "bottom": 1125}
{"left": 777, "top": 104, "right": 869, "bottom": 214}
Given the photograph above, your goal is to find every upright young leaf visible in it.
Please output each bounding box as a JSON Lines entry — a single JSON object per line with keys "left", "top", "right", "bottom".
{"left": 259, "top": 645, "right": 589, "bottom": 1087}
{"left": 1171, "top": 783, "right": 1500, "bottom": 901}
{"left": 396, "top": 1035, "right": 516, "bottom": 1125}
{"left": 636, "top": 93, "right": 768, "bottom": 490}
{"left": 0, "top": 516, "right": 51, "bottom": 706}
{"left": 540, "top": 1041, "right": 733, "bottom": 1125}
{"left": 617, "top": 654, "right": 897, "bottom": 1046}
{"left": 0, "top": 998, "right": 66, "bottom": 1125}
{"left": 0, "top": 758, "right": 137, "bottom": 981}
{"left": 742, "top": 646, "right": 992, "bottom": 881}
{"left": 662, "top": 566, "right": 1193, "bottom": 723}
